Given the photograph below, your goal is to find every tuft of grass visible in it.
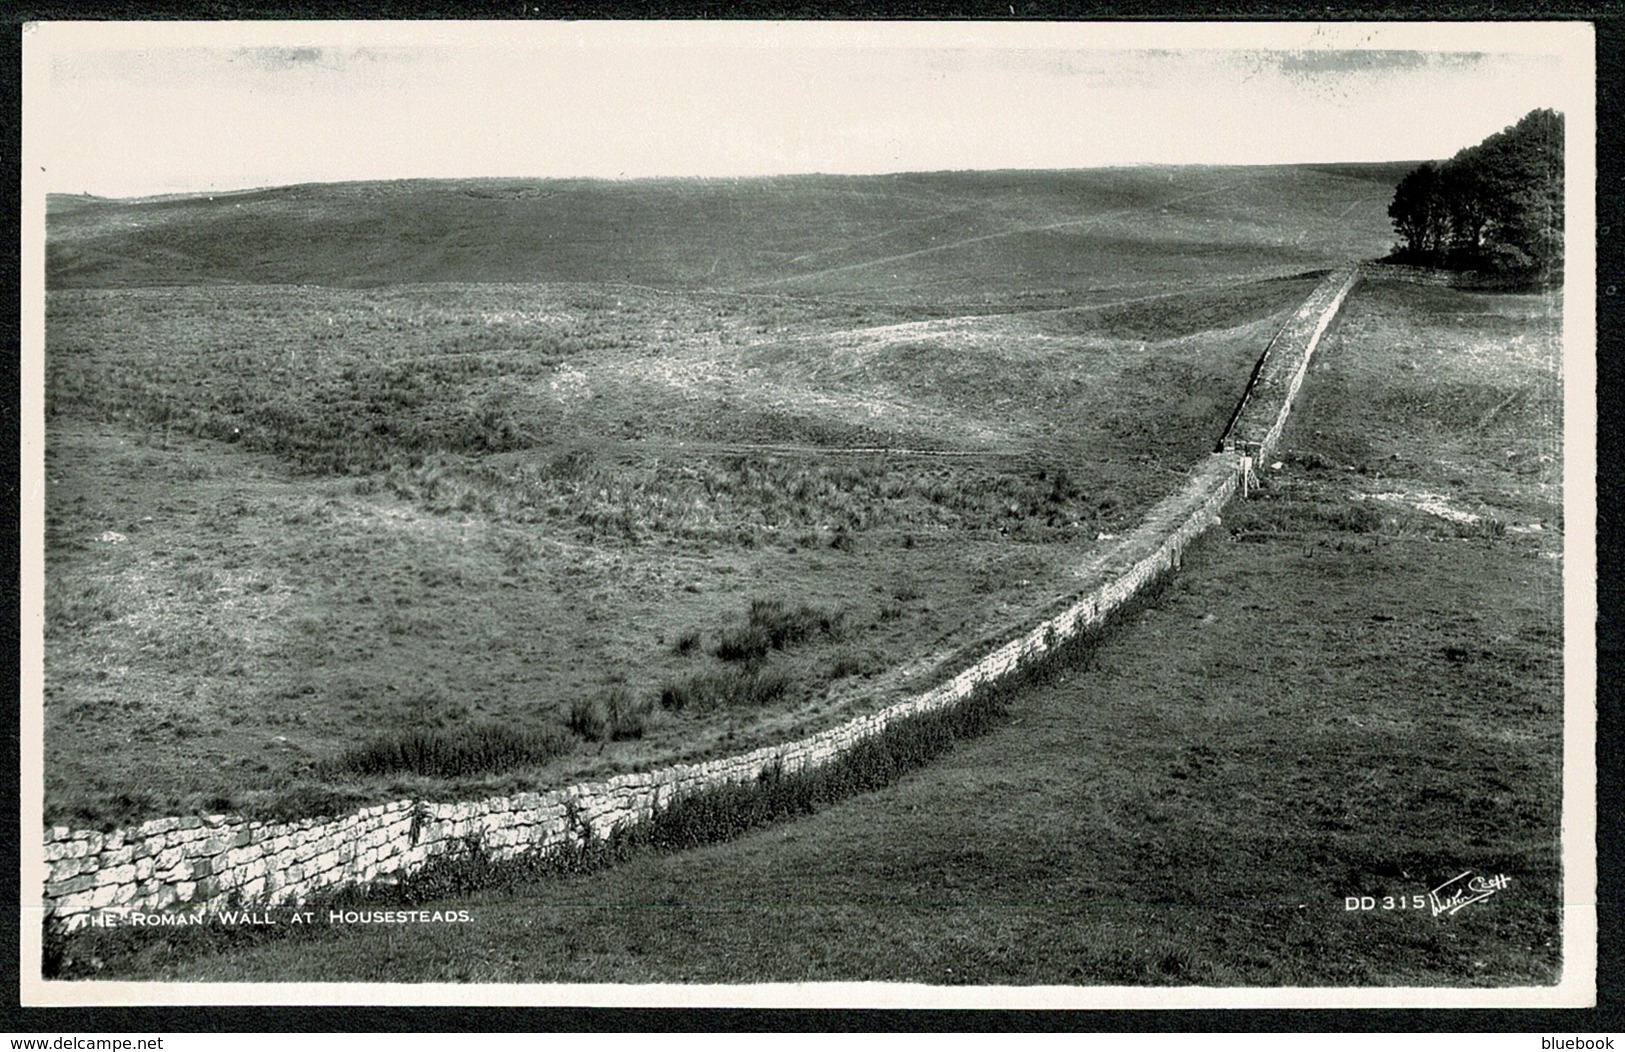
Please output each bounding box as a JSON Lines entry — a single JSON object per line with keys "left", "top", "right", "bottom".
{"left": 569, "top": 688, "right": 655, "bottom": 743}
{"left": 826, "top": 649, "right": 877, "bottom": 680}
{"left": 660, "top": 665, "right": 793, "bottom": 713}
{"left": 52, "top": 790, "right": 160, "bottom": 834}
{"left": 714, "top": 598, "right": 845, "bottom": 663}
{"left": 238, "top": 783, "right": 376, "bottom": 825}
{"left": 566, "top": 696, "right": 608, "bottom": 742}
{"left": 322, "top": 723, "right": 574, "bottom": 780}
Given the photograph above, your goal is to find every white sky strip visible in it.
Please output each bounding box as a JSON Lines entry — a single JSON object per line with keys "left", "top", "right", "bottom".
{"left": 25, "top": 21, "right": 1588, "bottom": 198}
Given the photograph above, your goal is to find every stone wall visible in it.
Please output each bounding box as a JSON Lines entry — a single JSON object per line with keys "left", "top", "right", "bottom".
{"left": 38, "top": 265, "right": 1362, "bottom": 932}
{"left": 1226, "top": 264, "right": 1361, "bottom": 462}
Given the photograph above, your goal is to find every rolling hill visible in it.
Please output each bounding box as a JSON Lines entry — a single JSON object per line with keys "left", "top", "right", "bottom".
{"left": 46, "top": 163, "right": 1412, "bottom": 299}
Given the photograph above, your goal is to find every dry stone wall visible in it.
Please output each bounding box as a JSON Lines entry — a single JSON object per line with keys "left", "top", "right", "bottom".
{"left": 1226, "top": 265, "right": 1361, "bottom": 462}
{"left": 38, "top": 264, "right": 1362, "bottom": 932}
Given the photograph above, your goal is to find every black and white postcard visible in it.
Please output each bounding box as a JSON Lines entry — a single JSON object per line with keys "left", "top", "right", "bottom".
{"left": 18, "top": 19, "right": 1597, "bottom": 1009}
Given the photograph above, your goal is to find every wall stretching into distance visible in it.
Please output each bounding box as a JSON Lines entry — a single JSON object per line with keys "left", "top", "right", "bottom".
{"left": 37, "top": 264, "right": 1363, "bottom": 932}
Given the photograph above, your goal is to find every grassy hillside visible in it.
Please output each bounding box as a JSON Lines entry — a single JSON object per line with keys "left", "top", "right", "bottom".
{"left": 42, "top": 163, "right": 1404, "bottom": 829}
{"left": 65, "top": 278, "right": 1564, "bottom": 986}
{"left": 46, "top": 164, "right": 1406, "bottom": 297}
{"left": 43, "top": 273, "right": 1312, "bottom": 828}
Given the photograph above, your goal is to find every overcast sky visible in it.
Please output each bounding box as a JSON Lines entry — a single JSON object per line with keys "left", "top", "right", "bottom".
{"left": 24, "top": 21, "right": 1592, "bottom": 198}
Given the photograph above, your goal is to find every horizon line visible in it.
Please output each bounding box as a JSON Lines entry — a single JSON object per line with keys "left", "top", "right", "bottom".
{"left": 46, "top": 158, "right": 1432, "bottom": 204}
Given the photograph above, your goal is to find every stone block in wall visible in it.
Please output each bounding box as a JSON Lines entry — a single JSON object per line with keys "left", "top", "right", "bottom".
{"left": 221, "top": 846, "right": 256, "bottom": 871}
{"left": 48, "top": 857, "right": 84, "bottom": 883}
{"left": 48, "top": 874, "right": 95, "bottom": 896}
{"left": 196, "top": 832, "right": 236, "bottom": 857}
{"left": 97, "top": 863, "right": 136, "bottom": 887}
{"left": 137, "top": 817, "right": 179, "bottom": 839}
{"left": 154, "top": 858, "right": 192, "bottom": 884}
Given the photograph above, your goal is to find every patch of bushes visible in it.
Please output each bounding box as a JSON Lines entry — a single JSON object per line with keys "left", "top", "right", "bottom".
{"left": 323, "top": 723, "right": 574, "bottom": 780}
{"left": 827, "top": 649, "right": 878, "bottom": 679}
{"left": 568, "top": 688, "right": 655, "bottom": 742}
{"left": 1450, "top": 515, "right": 1508, "bottom": 540}
{"left": 1226, "top": 495, "right": 1384, "bottom": 535}
{"left": 714, "top": 598, "right": 846, "bottom": 662}
{"left": 388, "top": 451, "right": 1114, "bottom": 546}
{"left": 660, "top": 665, "right": 793, "bottom": 713}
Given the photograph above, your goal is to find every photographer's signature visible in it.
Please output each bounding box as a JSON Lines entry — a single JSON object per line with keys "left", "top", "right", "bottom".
{"left": 1428, "top": 870, "right": 1512, "bottom": 917}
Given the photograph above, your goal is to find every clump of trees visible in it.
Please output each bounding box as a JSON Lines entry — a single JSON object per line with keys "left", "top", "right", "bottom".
{"left": 1386, "top": 109, "right": 1564, "bottom": 278}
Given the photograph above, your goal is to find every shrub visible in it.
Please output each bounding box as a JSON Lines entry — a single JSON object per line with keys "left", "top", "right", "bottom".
{"left": 660, "top": 665, "right": 793, "bottom": 713}
{"left": 672, "top": 629, "right": 702, "bottom": 656}
{"left": 714, "top": 598, "right": 845, "bottom": 662}
{"left": 827, "top": 649, "right": 874, "bottom": 679}
{"left": 325, "top": 723, "right": 573, "bottom": 780}
{"left": 605, "top": 688, "right": 654, "bottom": 740}
{"left": 566, "top": 696, "right": 608, "bottom": 742}
{"left": 570, "top": 688, "right": 655, "bottom": 742}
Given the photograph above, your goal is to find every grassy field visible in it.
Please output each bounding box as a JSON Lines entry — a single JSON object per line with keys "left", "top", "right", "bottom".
{"left": 42, "top": 165, "right": 1401, "bottom": 830}
{"left": 50, "top": 268, "right": 1565, "bottom": 984}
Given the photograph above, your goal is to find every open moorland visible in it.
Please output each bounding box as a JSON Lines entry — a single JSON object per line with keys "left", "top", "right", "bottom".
{"left": 47, "top": 163, "right": 1409, "bottom": 834}
{"left": 69, "top": 265, "right": 1565, "bottom": 986}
